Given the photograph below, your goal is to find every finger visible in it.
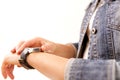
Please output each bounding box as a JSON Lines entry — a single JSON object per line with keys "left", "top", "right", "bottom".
{"left": 17, "top": 37, "right": 43, "bottom": 54}
{"left": 16, "top": 41, "right": 31, "bottom": 54}
{"left": 17, "top": 65, "right": 22, "bottom": 67}
{"left": 7, "top": 70, "right": 14, "bottom": 79}
{"left": 41, "top": 45, "right": 45, "bottom": 52}
{"left": 6, "top": 65, "right": 14, "bottom": 79}
{"left": 1, "top": 68, "right": 7, "bottom": 79}
{"left": 6, "top": 70, "right": 14, "bottom": 79}
{"left": 1, "top": 63, "right": 7, "bottom": 79}
{"left": 41, "top": 43, "right": 54, "bottom": 53}
{"left": 10, "top": 48, "right": 16, "bottom": 54}
{"left": 11, "top": 41, "right": 25, "bottom": 54}
{"left": 15, "top": 41, "right": 25, "bottom": 51}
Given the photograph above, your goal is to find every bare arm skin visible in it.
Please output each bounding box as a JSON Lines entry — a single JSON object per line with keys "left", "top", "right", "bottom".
{"left": 27, "top": 52, "right": 69, "bottom": 80}
{"left": 11, "top": 37, "right": 76, "bottom": 58}
{"left": 1, "top": 52, "right": 69, "bottom": 80}
{"left": 2, "top": 37, "right": 75, "bottom": 80}
{"left": 52, "top": 43, "right": 76, "bottom": 58}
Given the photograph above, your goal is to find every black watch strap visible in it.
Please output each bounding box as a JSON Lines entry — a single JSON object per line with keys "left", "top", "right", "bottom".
{"left": 19, "top": 47, "right": 41, "bottom": 69}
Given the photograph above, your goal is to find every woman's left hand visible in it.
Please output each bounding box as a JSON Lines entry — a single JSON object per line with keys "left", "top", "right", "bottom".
{"left": 1, "top": 54, "right": 21, "bottom": 79}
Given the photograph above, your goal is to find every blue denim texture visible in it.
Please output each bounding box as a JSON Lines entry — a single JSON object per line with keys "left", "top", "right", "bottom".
{"left": 68, "top": 0, "right": 120, "bottom": 80}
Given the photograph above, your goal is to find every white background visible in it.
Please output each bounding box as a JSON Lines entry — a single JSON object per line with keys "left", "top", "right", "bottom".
{"left": 0, "top": 0, "right": 90, "bottom": 80}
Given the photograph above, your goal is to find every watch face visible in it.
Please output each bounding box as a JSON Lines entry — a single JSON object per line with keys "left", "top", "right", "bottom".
{"left": 28, "top": 47, "right": 41, "bottom": 53}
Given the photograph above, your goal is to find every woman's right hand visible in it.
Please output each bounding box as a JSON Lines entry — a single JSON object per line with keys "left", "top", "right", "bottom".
{"left": 11, "top": 37, "right": 76, "bottom": 58}
{"left": 11, "top": 37, "right": 58, "bottom": 55}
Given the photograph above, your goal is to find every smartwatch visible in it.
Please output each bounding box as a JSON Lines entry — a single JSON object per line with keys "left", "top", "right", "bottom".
{"left": 18, "top": 47, "right": 41, "bottom": 69}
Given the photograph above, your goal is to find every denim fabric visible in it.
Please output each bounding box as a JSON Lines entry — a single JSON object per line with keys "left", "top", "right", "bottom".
{"left": 65, "top": 59, "right": 117, "bottom": 80}
{"left": 77, "top": 0, "right": 120, "bottom": 61}
{"left": 66, "top": 0, "right": 120, "bottom": 80}
{"left": 88, "top": 0, "right": 120, "bottom": 60}
{"left": 76, "top": 0, "right": 100, "bottom": 58}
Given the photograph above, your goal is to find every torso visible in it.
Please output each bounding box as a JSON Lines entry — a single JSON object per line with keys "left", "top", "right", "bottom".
{"left": 83, "top": 0, "right": 104, "bottom": 59}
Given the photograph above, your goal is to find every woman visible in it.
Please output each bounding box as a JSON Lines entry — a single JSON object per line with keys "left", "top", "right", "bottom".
{"left": 1, "top": 0, "right": 120, "bottom": 80}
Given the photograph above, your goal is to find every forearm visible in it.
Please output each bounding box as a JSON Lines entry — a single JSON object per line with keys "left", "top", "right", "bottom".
{"left": 27, "top": 52, "right": 69, "bottom": 80}
{"left": 54, "top": 43, "right": 76, "bottom": 58}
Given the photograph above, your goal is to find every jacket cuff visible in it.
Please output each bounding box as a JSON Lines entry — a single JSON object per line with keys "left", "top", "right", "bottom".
{"left": 72, "top": 43, "right": 78, "bottom": 51}
{"left": 64, "top": 58, "right": 75, "bottom": 80}
{"left": 64, "top": 59, "right": 115, "bottom": 80}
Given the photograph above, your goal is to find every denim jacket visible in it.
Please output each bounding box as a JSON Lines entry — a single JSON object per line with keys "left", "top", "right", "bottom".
{"left": 65, "top": 0, "right": 120, "bottom": 80}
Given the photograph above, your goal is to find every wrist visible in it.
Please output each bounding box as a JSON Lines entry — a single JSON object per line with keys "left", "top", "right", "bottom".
{"left": 18, "top": 47, "right": 41, "bottom": 69}
{"left": 54, "top": 43, "right": 76, "bottom": 58}
{"left": 6, "top": 54, "right": 21, "bottom": 66}
{"left": 16, "top": 55, "right": 21, "bottom": 66}
{"left": 66, "top": 43, "right": 77, "bottom": 57}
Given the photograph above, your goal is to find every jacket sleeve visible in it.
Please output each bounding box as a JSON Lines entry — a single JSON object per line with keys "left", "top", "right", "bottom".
{"left": 72, "top": 43, "right": 79, "bottom": 51}
{"left": 64, "top": 58, "right": 120, "bottom": 80}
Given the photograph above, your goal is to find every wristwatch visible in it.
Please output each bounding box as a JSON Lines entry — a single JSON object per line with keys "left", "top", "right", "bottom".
{"left": 18, "top": 47, "right": 41, "bottom": 69}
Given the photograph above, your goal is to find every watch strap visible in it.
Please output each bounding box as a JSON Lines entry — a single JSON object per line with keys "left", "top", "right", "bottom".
{"left": 19, "top": 48, "right": 41, "bottom": 69}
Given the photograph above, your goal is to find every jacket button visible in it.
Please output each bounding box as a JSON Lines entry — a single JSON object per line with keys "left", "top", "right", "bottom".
{"left": 92, "top": 28, "right": 97, "bottom": 34}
